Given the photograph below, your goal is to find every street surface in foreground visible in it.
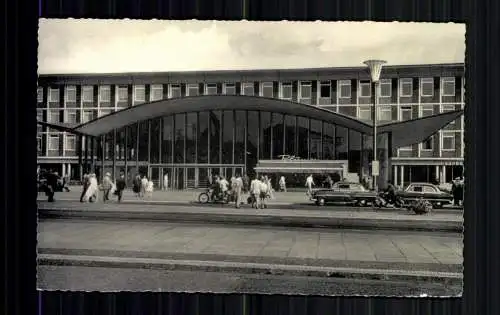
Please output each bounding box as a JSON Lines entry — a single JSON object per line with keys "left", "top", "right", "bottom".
{"left": 38, "top": 219, "right": 462, "bottom": 267}
{"left": 38, "top": 265, "right": 462, "bottom": 296}
{"left": 38, "top": 219, "right": 462, "bottom": 295}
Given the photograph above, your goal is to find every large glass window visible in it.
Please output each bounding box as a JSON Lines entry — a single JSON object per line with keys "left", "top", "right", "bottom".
{"left": 247, "top": 111, "right": 259, "bottom": 171}
{"left": 234, "top": 111, "right": 246, "bottom": 164}
{"left": 65, "top": 86, "right": 77, "bottom": 103}
{"left": 197, "top": 112, "right": 209, "bottom": 163}
{"left": 116, "top": 128, "right": 126, "bottom": 161}
{"left": 209, "top": 111, "right": 221, "bottom": 164}
{"left": 322, "top": 123, "right": 335, "bottom": 160}
{"left": 224, "top": 83, "right": 236, "bottom": 95}
{"left": 170, "top": 84, "right": 182, "bottom": 98}
{"left": 280, "top": 82, "right": 292, "bottom": 100}
{"left": 310, "top": 119, "right": 322, "bottom": 159}
{"left": 259, "top": 112, "right": 271, "bottom": 159}
{"left": 297, "top": 117, "right": 309, "bottom": 159}
{"left": 359, "top": 80, "right": 371, "bottom": 97}
{"left": 205, "top": 83, "right": 217, "bottom": 95}
{"left": 134, "top": 85, "right": 146, "bottom": 103}
{"left": 126, "top": 123, "right": 138, "bottom": 161}
{"left": 271, "top": 113, "right": 284, "bottom": 158}
{"left": 284, "top": 115, "right": 296, "bottom": 156}
{"left": 420, "top": 78, "right": 434, "bottom": 97}
{"left": 242, "top": 83, "right": 254, "bottom": 96}
{"left": 82, "top": 86, "right": 94, "bottom": 102}
{"left": 186, "top": 113, "right": 197, "bottom": 163}
{"left": 399, "top": 78, "right": 413, "bottom": 97}
{"left": 150, "top": 118, "right": 161, "bottom": 163}
{"left": 222, "top": 111, "right": 234, "bottom": 164}
{"left": 117, "top": 86, "right": 128, "bottom": 102}
{"left": 138, "top": 121, "right": 149, "bottom": 162}
{"left": 299, "top": 81, "right": 312, "bottom": 104}
{"left": 379, "top": 79, "right": 392, "bottom": 97}
{"left": 37, "top": 87, "right": 44, "bottom": 103}
{"left": 104, "top": 132, "right": 113, "bottom": 161}
{"left": 338, "top": 80, "right": 351, "bottom": 98}
{"left": 335, "top": 126, "right": 348, "bottom": 160}
{"left": 442, "top": 77, "right": 456, "bottom": 96}
{"left": 174, "top": 114, "right": 185, "bottom": 163}
{"left": 348, "top": 130, "right": 362, "bottom": 174}
{"left": 400, "top": 106, "right": 412, "bottom": 121}
{"left": 150, "top": 85, "right": 163, "bottom": 101}
{"left": 261, "top": 82, "right": 274, "bottom": 98}
{"left": 161, "top": 116, "right": 173, "bottom": 163}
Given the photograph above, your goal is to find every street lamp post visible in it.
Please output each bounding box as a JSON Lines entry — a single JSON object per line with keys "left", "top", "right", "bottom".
{"left": 363, "top": 60, "right": 386, "bottom": 192}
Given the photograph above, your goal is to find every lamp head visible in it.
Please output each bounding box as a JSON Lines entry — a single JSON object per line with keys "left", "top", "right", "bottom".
{"left": 363, "top": 60, "right": 387, "bottom": 83}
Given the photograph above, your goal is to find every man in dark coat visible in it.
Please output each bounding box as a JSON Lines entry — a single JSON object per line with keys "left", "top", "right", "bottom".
{"left": 44, "top": 170, "right": 60, "bottom": 202}
{"left": 115, "top": 173, "right": 127, "bottom": 202}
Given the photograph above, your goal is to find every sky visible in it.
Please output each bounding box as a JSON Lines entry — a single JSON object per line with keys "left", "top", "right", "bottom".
{"left": 38, "top": 19, "right": 465, "bottom": 74}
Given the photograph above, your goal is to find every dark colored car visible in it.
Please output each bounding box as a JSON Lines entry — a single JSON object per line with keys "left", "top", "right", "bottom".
{"left": 310, "top": 182, "right": 378, "bottom": 206}
{"left": 396, "top": 182, "right": 453, "bottom": 209}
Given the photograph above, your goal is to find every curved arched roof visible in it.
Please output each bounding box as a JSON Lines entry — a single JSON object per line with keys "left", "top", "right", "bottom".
{"left": 66, "top": 95, "right": 463, "bottom": 150}
{"left": 73, "top": 95, "right": 373, "bottom": 136}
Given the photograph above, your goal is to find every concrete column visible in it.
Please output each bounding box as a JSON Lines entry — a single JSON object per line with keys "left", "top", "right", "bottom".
{"left": 62, "top": 164, "right": 66, "bottom": 177}
{"left": 442, "top": 165, "right": 447, "bottom": 183}
{"left": 399, "top": 165, "right": 404, "bottom": 188}
{"left": 393, "top": 165, "right": 398, "bottom": 186}
{"left": 435, "top": 165, "right": 440, "bottom": 183}
{"left": 67, "top": 164, "right": 71, "bottom": 179}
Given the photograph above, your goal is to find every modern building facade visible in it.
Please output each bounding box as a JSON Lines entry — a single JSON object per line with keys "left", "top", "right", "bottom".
{"left": 37, "top": 63, "right": 464, "bottom": 188}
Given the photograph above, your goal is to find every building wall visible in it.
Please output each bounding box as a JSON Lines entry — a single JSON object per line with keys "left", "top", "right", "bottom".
{"left": 37, "top": 64, "right": 465, "bottom": 171}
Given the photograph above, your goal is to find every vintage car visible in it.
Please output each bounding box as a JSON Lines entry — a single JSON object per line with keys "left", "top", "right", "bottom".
{"left": 396, "top": 182, "right": 453, "bottom": 208}
{"left": 310, "top": 182, "right": 378, "bottom": 206}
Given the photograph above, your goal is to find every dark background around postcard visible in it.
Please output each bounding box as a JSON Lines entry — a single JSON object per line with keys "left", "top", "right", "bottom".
{"left": 2, "top": 0, "right": 498, "bottom": 314}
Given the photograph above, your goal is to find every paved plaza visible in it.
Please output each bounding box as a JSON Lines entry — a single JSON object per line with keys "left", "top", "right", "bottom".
{"left": 38, "top": 220, "right": 463, "bottom": 271}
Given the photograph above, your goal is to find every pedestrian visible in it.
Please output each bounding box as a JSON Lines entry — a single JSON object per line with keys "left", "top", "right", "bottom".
{"left": 249, "top": 175, "right": 261, "bottom": 209}
{"left": 141, "top": 175, "right": 148, "bottom": 198}
{"left": 219, "top": 176, "right": 229, "bottom": 198}
{"left": 259, "top": 176, "right": 269, "bottom": 209}
{"left": 145, "top": 179, "right": 154, "bottom": 199}
{"left": 101, "top": 172, "right": 113, "bottom": 202}
{"left": 279, "top": 175, "right": 287, "bottom": 192}
{"left": 264, "top": 175, "right": 274, "bottom": 200}
{"left": 133, "top": 175, "right": 141, "bottom": 198}
{"left": 115, "top": 173, "right": 126, "bottom": 202}
{"left": 83, "top": 173, "right": 99, "bottom": 202}
{"left": 451, "top": 178, "right": 460, "bottom": 206}
{"left": 79, "top": 174, "right": 90, "bottom": 202}
{"left": 163, "top": 172, "right": 169, "bottom": 191}
{"left": 233, "top": 174, "right": 244, "bottom": 208}
{"left": 44, "top": 170, "right": 59, "bottom": 202}
{"left": 305, "top": 174, "right": 315, "bottom": 197}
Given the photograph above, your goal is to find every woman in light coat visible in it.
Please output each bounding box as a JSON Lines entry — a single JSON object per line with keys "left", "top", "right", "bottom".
{"left": 83, "top": 173, "right": 99, "bottom": 202}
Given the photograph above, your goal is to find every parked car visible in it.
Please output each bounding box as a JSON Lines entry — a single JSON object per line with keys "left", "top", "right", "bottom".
{"left": 396, "top": 182, "right": 453, "bottom": 209}
{"left": 310, "top": 182, "right": 378, "bottom": 206}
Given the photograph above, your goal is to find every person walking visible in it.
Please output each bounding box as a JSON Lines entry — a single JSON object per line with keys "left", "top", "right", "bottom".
{"left": 101, "top": 172, "right": 113, "bottom": 202}
{"left": 163, "top": 172, "right": 169, "bottom": 191}
{"left": 45, "top": 170, "right": 59, "bottom": 202}
{"left": 259, "top": 176, "right": 269, "bottom": 209}
{"left": 250, "top": 175, "right": 262, "bottom": 209}
{"left": 79, "top": 174, "right": 90, "bottom": 202}
{"left": 145, "top": 179, "right": 154, "bottom": 199}
{"left": 140, "top": 175, "right": 148, "bottom": 198}
{"left": 132, "top": 174, "right": 141, "bottom": 198}
{"left": 305, "top": 174, "right": 315, "bottom": 197}
{"left": 279, "top": 175, "right": 287, "bottom": 192}
{"left": 115, "top": 173, "right": 126, "bottom": 202}
{"left": 83, "top": 173, "right": 99, "bottom": 202}
{"left": 233, "top": 174, "right": 244, "bottom": 208}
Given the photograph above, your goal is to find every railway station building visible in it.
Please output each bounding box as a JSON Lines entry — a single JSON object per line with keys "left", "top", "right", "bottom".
{"left": 37, "top": 63, "right": 464, "bottom": 189}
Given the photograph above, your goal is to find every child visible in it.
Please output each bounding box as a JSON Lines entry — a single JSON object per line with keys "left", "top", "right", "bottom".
{"left": 145, "top": 180, "right": 154, "bottom": 199}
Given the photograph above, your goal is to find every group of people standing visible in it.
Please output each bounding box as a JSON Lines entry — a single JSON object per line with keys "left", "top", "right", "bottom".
{"left": 79, "top": 172, "right": 127, "bottom": 203}
{"left": 132, "top": 175, "right": 155, "bottom": 199}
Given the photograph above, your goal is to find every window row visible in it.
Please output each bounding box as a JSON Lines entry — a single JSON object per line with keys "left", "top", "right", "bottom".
{"left": 37, "top": 134, "right": 77, "bottom": 152}
{"left": 37, "top": 77, "right": 462, "bottom": 105}
{"left": 37, "top": 104, "right": 462, "bottom": 127}
{"left": 399, "top": 131, "right": 460, "bottom": 152}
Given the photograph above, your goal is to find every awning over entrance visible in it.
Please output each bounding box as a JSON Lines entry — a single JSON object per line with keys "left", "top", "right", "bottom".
{"left": 378, "top": 110, "right": 464, "bottom": 149}
{"left": 255, "top": 160, "right": 347, "bottom": 174}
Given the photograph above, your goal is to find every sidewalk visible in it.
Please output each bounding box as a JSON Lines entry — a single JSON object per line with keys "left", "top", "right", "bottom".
{"left": 38, "top": 200, "right": 463, "bottom": 233}
{"left": 38, "top": 220, "right": 463, "bottom": 283}
{"left": 39, "top": 186, "right": 464, "bottom": 213}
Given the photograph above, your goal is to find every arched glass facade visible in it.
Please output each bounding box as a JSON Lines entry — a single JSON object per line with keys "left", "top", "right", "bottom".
{"left": 86, "top": 110, "right": 390, "bottom": 189}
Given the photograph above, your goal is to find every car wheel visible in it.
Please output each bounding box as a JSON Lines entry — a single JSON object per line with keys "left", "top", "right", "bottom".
{"left": 317, "top": 198, "right": 325, "bottom": 206}
{"left": 198, "top": 193, "right": 209, "bottom": 204}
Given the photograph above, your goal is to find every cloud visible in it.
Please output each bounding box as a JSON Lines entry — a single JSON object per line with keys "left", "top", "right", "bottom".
{"left": 38, "top": 19, "right": 465, "bottom": 74}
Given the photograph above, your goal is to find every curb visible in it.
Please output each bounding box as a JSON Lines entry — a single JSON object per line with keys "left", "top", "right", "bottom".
{"left": 38, "top": 254, "right": 463, "bottom": 284}
{"left": 38, "top": 198, "right": 463, "bottom": 215}
{"left": 38, "top": 208, "right": 463, "bottom": 233}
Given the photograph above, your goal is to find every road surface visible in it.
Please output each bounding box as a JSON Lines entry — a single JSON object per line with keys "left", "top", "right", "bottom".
{"left": 38, "top": 265, "right": 462, "bottom": 296}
